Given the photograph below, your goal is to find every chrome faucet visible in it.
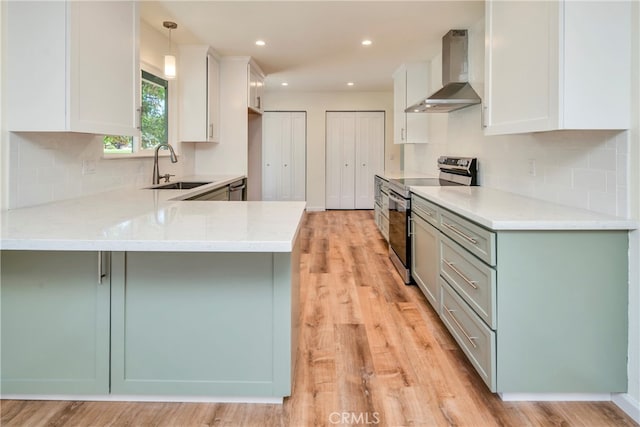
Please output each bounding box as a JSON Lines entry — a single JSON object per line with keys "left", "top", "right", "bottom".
{"left": 152, "top": 143, "right": 178, "bottom": 184}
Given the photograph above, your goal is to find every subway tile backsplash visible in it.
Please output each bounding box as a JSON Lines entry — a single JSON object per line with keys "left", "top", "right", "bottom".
{"left": 403, "top": 107, "right": 630, "bottom": 218}
{"left": 7, "top": 132, "right": 194, "bottom": 209}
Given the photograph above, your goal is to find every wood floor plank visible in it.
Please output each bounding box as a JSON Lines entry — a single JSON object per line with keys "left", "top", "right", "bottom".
{"left": 2, "top": 210, "right": 636, "bottom": 427}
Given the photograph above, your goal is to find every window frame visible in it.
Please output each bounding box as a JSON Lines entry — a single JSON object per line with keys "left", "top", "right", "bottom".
{"left": 102, "top": 62, "right": 178, "bottom": 159}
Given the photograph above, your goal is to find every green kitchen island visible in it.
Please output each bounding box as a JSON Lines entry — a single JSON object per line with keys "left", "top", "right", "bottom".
{"left": 1, "top": 181, "right": 305, "bottom": 403}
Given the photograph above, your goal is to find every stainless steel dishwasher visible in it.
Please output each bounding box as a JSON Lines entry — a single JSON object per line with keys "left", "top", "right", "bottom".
{"left": 228, "top": 179, "right": 247, "bottom": 201}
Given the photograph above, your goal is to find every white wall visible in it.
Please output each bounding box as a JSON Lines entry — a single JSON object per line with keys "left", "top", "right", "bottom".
{"left": 263, "top": 91, "right": 398, "bottom": 211}
{"left": 2, "top": 20, "right": 195, "bottom": 209}
{"left": 619, "top": 0, "right": 640, "bottom": 417}
{"left": 1, "top": 1, "right": 7, "bottom": 210}
{"left": 404, "top": 15, "right": 640, "bottom": 417}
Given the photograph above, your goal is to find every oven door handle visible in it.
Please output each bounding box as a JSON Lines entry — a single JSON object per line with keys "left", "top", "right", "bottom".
{"left": 388, "top": 192, "right": 407, "bottom": 207}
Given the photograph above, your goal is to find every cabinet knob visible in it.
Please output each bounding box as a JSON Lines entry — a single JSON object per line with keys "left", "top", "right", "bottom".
{"left": 345, "top": 163, "right": 349, "bottom": 167}
{"left": 362, "top": 163, "right": 366, "bottom": 167}
{"left": 266, "top": 163, "right": 270, "bottom": 166}
{"left": 284, "top": 164, "right": 288, "bottom": 167}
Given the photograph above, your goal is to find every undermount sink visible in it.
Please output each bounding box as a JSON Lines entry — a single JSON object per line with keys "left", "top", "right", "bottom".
{"left": 147, "top": 181, "right": 212, "bottom": 190}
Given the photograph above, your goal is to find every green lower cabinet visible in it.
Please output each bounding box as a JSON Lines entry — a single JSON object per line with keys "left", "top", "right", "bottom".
{"left": 1, "top": 246, "right": 299, "bottom": 399}
{"left": 431, "top": 214, "right": 629, "bottom": 394}
{"left": 495, "top": 231, "right": 628, "bottom": 393}
{"left": 110, "top": 250, "right": 296, "bottom": 397}
{"left": 1, "top": 251, "right": 110, "bottom": 395}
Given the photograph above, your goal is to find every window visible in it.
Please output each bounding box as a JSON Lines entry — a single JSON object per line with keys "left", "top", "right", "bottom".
{"left": 103, "top": 70, "right": 169, "bottom": 155}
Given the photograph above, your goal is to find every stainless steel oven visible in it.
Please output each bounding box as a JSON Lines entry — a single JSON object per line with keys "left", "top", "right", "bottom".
{"left": 387, "top": 156, "right": 477, "bottom": 284}
{"left": 388, "top": 188, "right": 411, "bottom": 282}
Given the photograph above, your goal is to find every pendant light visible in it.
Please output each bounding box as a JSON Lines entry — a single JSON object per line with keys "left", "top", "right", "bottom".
{"left": 163, "top": 21, "right": 177, "bottom": 79}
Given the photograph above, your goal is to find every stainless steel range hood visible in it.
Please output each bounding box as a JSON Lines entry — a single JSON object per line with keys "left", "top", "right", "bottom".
{"left": 405, "top": 29, "right": 481, "bottom": 113}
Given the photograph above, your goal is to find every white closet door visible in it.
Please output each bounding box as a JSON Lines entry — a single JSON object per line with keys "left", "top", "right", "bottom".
{"left": 355, "top": 112, "right": 384, "bottom": 209}
{"left": 291, "top": 112, "right": 307, "bottom": 201}
{"left": 326, "top": 112, "right": 356, "bottom": 209}
{"left": 326, "top": 111, "right": 384, "bottom": 210}
{"left": 262, "top": 112, "right": 284, "bottom": 201}
{"left": 262, "top": 112, "right": 306, "bottom": 201}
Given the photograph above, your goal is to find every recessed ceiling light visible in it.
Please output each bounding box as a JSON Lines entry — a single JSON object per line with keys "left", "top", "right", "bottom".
{"left": 347, "top": 82, "right": 355, "bottom": 86}
{"left": 361, "top": 39, "right": 372, "bottom": 46}
{"left": 281, "top": 82, "right": 289, "bottom": 86}
{"left": 255, "top": 40, "right": 266, "bottom": 46}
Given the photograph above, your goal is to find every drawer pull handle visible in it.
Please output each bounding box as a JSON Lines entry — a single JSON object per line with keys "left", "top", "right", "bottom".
{"left": 442, "top": 222, "right": 478, "bottom": 244}
{"left": 444, "top": 259, "right": 478, "bottom": 289}
{"left": 415, "top": 206, "right": 433, "bottom": 217}
{"left": 444, "top": 304, "right": 478, "bottom": 348}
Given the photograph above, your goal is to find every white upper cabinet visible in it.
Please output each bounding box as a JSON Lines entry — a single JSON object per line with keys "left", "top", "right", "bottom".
{"left": 178, "top": 45, "right": 220, "bottom": 142}
{"left": 6, "top": 1, "right": 140, "bottom": 136}
{"left": 248, "top": 61, "right": 265, "bottom": 114}
{"left": 393, "top": 63, "right": 430, "bottom": 144}
{"left": 483, "top": 0, "right": 631, "bottom": 135}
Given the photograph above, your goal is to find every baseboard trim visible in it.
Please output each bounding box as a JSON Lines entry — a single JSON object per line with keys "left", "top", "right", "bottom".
{"left": 499, "top": 392, "right": 639, "bottom": 423}
{"left": 612, "top": 393, "right": 640, "bottom": 424}
{"left": 499, "top": 393, "right": 611, "bottom": 402}
{"left": 0, "top": 394, "right": 283, "bottom": 404}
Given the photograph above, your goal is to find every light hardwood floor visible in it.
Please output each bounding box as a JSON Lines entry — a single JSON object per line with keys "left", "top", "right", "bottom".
{"left": 1, "top": 211, "right": 637, "bottom": 426}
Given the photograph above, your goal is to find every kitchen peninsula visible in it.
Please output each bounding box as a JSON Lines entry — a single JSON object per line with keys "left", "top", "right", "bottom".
{"left": 0, "top": 175, "right": 306, "bottom": 403}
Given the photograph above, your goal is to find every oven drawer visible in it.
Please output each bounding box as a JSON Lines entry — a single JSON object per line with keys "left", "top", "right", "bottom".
{"left": 441, "top": 279, "right": 496, "bottom": 392}
{"left": 440, "top": 235, "right": 496, "bottom": 329}
{"left": 440, "top": 209, "right": 496, "bottom": 266}
{"left": 411, "top": 194, "right": 439, "bottom": 228}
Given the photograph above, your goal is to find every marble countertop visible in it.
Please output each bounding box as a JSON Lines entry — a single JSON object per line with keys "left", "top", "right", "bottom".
{"left": 1, "top": 175, "right": 307, "bottom": 252}
{"left": 410, "top": 186, "right": 637, "bottom": 231}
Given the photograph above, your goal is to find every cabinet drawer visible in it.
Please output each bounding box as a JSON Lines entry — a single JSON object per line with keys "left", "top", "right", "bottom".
{"left": 381, "top": 192, "right": 389, "bottom": 213}
{"left": 381, "top": 215, "right": 389, "bottom": 241}
{"left": 440, "top": 235, "right": 496, "bottom": 329}
{"left": 441, "top": 279, "right": 496, "bottom": 392}
{"left": 412, "top": 194, "right": 439, "bottom": 227}
{"left": 440, "top": 209, "right": 496, "bottom": 266}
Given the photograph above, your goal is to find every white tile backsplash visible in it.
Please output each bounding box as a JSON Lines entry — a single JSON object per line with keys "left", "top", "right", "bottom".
{"left": 403, "top": 105, "right": 630, "bottom": 217}
{"left": 7, "top": 132, "right": 195, "bottom": 209}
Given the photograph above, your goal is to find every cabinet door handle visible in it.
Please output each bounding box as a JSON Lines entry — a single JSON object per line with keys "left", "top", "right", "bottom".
{"left": 401, "top": 128, "right": 405, "bottom": 141}
{"left": 444, "top": 304, "right": 477, "bottom": 348}
{"left": 257, "top": 96, "right": 261, "bottom": 109}
{"left": 482, "top": 105, "right": 488, "bottom": 128}
{"left": 443, "top": 259, "right": 478, "bottom": 289}
{"left": 442, "top": 222, "right": 478, "bottom": 244}
{"left": 98, "top": 251, "right": 107, "bottom": 284}
{"left": 136, "top": 107, "right": 142, "bottom": 130}
{"left": 209, "top": 123, "right": 213, "bottom": 138}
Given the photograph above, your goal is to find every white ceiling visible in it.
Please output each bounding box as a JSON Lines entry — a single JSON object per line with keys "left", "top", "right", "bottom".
{"left": 140, "top": 1, "right": 484, "bottom": 92}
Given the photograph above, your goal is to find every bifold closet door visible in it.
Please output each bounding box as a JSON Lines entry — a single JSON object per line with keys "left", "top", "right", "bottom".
{"left": 326, "top": 111, "right": 384, "bottom": 210}
{"left": 326, "top": 112, "right": 356, "bottom": 209}
{"left": 262, "top": 112, "right": 306, "bottom": 201}
{"left": 354, "top": 112, "right": 384, "bottom": 209}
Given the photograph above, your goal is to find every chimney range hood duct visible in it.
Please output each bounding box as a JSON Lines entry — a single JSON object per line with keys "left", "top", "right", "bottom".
{"left": 405, "top": 29, "right": 481, "bottom": 113}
